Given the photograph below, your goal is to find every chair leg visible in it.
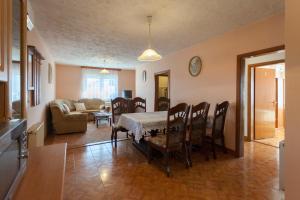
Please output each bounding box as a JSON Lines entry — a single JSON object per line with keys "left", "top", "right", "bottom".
{"left": 184, "top": 142, "right": 191, "bottom": 168}
{"left": 189, "top": 142, "right": 193, "bottom": 167}
{"left": 164, "top": 152, "right": 171, "bottom": 177}
{"left": 221, "top": 135, "right": 227, "bottom": 154}
{"left": 111, "top": 128, "right": 115, "bottom": 141}
{"left": 202, "top": 139, "right": 209, "bottom": 161}
{"left": 147, "top": 145, "right": 152, "bottom": 164}
{"left": 114, "top": 129, "right": 118, "bottom": 147}
{"left": 212, "top": 140, "right": 216, "bottom": 159}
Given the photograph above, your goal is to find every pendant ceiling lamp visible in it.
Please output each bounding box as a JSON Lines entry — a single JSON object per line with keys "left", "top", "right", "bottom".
{"left": 100, "top": 60, "right": 109, "bottom": 74}
{"left": 138, "top": 16, "right": 162, "bottom": 62}
{"left": 100, "top": 68, "right": 109, "bottom": 74}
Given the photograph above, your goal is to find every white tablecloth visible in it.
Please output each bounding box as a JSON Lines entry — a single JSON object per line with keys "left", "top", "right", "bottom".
{"left": 117, "top": 111, "right": 168, "bottom": 142}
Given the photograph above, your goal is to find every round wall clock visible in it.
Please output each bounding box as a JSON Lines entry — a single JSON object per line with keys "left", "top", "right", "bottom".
{"left": 189, "top": 56, "right": 202, "bottom": 77}
{"left": 142, "top": 70, "right": 147, "bottom": 82}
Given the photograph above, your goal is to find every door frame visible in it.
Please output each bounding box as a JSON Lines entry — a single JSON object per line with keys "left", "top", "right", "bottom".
{"left": 246, "top": 59, "right": 285, "bottom": 141}
{"left": 154, "top": 70, "right": 170, "bottom": 110}
{"left": 236, "top": 45, "right": 285, "bottom": 157}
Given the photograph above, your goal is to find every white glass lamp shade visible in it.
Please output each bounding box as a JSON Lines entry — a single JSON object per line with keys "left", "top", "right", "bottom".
{"left": 138, "top": 48, "right": 162, "bottom": 61}
{"left": 100, "top": 69, "right": 109, "bottom": 74}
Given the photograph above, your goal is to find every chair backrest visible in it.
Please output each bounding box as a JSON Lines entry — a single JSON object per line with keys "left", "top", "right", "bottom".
{"left": 212, "top": 101, "right": 229, "bottom": 139}
{"left": 166, "top": 103, "right": 190, "bottom": 149}
{"left": 156, "top": 97, "right": 170, "bottom": 111}
{"left": 189, "top": 102, "right": 210, "bottom": 144}
{"left": 111, "top": 97, "right": 129, "bottom": 124}
{"left": 130, "top": 97, "right": 146, "bottom": 113}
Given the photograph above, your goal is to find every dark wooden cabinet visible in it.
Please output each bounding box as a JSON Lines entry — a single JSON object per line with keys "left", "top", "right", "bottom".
{"left": 0, "top": 0, "right": 11, "bottom": 82}
{"left": 0, "top": 0, "right": 12, "bottom": 122}
{"left": 1, "top": 0, "right": 27, "bottom": 121}
{"left": 27, "top": 46, "right": 44, "bottom": 106}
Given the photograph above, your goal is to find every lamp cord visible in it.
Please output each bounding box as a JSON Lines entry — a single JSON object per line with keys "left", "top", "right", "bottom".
{"left": 147, "top": 16, "right": 152, "bottom": 49}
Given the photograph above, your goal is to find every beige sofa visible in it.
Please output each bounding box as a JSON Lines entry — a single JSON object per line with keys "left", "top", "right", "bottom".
{"left": 49, "top": 98, "right": 105, "bottom": 134}
{"left": 78, "top": 98, "right": 106, "bottom": 120}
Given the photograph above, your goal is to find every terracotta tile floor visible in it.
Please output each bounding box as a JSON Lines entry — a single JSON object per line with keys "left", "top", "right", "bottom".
{"left": 46, "top": 122, "right": 127, "bottom": 148}
{"left": 64, "top": 141, "right": 284, "bottom": 200}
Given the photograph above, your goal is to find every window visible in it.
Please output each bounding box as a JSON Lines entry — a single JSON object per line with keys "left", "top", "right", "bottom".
{"left": 81, "top": 68, "right": 118, "bottom": 101}
{"left": 27, "top": 45, "right": 44, "bottom": 106}
{"left": 11, "top": 62, "right": 20, "bottom": 102}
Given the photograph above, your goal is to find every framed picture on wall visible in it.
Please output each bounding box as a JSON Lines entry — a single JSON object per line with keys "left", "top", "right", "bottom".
{"left": 48, "top": 63, "right": 52, "bottom": 84}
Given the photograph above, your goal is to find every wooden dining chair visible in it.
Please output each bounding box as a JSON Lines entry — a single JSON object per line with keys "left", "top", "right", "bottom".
{"left": 147, "top": 103, "right": 190, "bottom": 177}
{"left": 187, "top": 102, "right": 210, "bottom": 166}
{"left": 155, "top": 97, "right": 170, "bottom": 111}
{"left": 130, "top": 97, "right": 146, "bottom": 113}
{"left": 204, "top": 101, "right": 229, "bottom": 159}
{"left": 111, "top": 97, "right": 130, "bottom": 144}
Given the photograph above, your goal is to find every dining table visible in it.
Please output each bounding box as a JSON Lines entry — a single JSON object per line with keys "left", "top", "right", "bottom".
{"left": 117, "top": 111, "right": 214, "bottom": 155}
{"left": 117, "top": 111, "right": 168, "bottom": 143}
{"left": 117, "top": 111, "right": 214, "bottom": 142}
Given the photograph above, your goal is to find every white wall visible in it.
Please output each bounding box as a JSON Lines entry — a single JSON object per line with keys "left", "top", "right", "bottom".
{"left": 285, "top": 0, "right": 300, "bottom": 199}
{"left": 26, "top": 2, "right": 56, "bottom": 131}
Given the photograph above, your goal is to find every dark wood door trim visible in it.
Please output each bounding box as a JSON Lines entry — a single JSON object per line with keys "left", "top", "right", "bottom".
{"left": 154, "top": 70, "right": 170, "bottom": 111}
{"left": 236, "top": 45, "right": 285, "bottom": 157}
{"left": 20, "top": 0, "right": 28, "bottom": 118}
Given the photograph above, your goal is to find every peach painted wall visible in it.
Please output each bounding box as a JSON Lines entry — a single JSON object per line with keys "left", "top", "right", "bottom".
{"left": 118, "top": 69, "right": 136, "bottom": 97}
{"left": 56, "top": 64, "right": 81, "bottom": 100}
{"left": 285, "top": 0, "right": 300, "bottom": 198}
{"left": 26, "top": 28, "right": 56, "bottom": 130}
{"left": 56, "top": 64, "right": 136, "bottom": 100}
{"left": 136, "top": 14, "right": 284, "bottom": 151}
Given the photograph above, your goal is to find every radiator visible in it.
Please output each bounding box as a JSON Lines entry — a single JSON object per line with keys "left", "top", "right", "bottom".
{"left": 28, "top": 122, "right": 45, "bottom": 148}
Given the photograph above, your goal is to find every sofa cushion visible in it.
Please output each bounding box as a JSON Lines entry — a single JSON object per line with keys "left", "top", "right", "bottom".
{"left": 81, "top": 109, "right": 100, "bottom": 113}
{"left": 50, "top": 99, "right": 77, "bottom": 111}
{"left": 79, "top": 98, "right": 105, "bottom": 110}
{"left": 62, "top": 104, "right": 71, "bottom": 114}
{"left": 64, "top": 99, "right": 77, "bottom": 111}
{"left": 74, "top": 103, "right": 86, "bottom": 111}
{"left": 69, "top": 111, "right": 82, "bottom": 115}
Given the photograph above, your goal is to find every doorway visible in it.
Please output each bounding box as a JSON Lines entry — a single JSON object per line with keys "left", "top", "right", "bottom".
{"left": 249, "top": 60, "right": 285, "bottom": 147}
{"left": 236, "top": 45, "right": 285, "bottom": 157}
{"left": 154, "top": 70, "right": 170, "bottom": 109}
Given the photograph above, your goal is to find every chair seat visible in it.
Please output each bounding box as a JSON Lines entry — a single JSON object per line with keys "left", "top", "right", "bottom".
{"left": 112, "top": 123, "right": 128, "bottom": 132}
{"left": 148, "top": 134, "right": 183, "bottom": 150}
{"left": 206, "top": 128, "right": 212, "bottom": 137}
{"left": 148, "top": 135, "right": 167, "bottom": 148}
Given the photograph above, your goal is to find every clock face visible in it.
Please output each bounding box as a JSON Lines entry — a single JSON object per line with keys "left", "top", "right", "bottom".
{"left": 189, "top": 56, "right": 202, "bottom": 77}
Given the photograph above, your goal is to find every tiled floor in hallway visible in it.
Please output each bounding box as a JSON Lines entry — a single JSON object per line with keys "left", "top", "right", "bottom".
{"left": 64, "top": 141, "right": 284, "bottom": 200}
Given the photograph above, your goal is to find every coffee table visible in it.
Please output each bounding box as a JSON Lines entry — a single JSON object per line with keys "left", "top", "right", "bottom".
{"left": 93, "top": 112, "right": 112, "bottom": 128}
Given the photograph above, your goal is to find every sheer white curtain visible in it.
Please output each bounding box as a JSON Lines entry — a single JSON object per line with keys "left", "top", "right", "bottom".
{"left": 81, "top": 68, "right": 118, "bottom": 101}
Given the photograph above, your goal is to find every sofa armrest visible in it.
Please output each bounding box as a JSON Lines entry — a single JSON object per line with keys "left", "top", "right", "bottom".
{"left": 63, "top": 113, "right": 88, "bottom": 122}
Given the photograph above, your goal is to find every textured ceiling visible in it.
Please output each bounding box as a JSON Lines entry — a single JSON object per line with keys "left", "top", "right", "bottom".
{"left": 29, "top": 0, "right": 284, "bottom": 69}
